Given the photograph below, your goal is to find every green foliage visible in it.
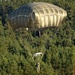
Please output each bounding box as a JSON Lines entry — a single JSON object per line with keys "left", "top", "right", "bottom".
{"left": 0, "top": 0, "right": 75, "bottom": 75}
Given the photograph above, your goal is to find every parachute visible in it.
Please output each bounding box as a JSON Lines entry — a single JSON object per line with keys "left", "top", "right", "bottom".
{"left": 33, "top": 52, "right": 43, "bottom": 57}
{"left": 8, "top": 2, "right": 67, "bottom": 30}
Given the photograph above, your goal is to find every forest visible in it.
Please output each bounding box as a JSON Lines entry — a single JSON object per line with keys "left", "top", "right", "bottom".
{"left": 0, "top": 0, "right": 75, "bottom": 75}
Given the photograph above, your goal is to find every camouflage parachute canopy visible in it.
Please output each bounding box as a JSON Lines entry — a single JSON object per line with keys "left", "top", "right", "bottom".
{"left": 8, "top": 2, "right": 67, "bottom": 30}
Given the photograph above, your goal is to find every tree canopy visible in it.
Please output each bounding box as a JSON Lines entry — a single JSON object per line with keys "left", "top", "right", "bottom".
{"left": 0, "top": 0, "right": 75, "bottom": 75}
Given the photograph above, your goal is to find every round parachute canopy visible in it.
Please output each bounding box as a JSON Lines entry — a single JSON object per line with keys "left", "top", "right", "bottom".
{"left": 8, "top": 2, "right": 67, "bottom": 30}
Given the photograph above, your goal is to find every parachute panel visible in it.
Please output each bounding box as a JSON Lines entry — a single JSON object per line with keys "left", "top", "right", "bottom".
{"left": 8, "top": 2, "right": 67, "bottom": 30}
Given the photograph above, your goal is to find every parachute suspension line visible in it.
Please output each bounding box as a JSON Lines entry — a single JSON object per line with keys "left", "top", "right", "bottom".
{"left": 39, "top": 31, "right": 41, "bottom": 37}
{"left": 55, "top": 24, "right": 61, "bottom": 35}
{"left": 33, "top": 30, "right": 41, "bottom": 37}
{"left": 33, "top": 30, "right": 42, "bottom": 74}
{"left": 55, "top": 27, "right": 59, "bottom": 35}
